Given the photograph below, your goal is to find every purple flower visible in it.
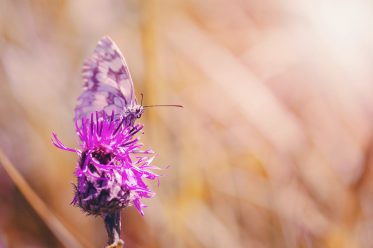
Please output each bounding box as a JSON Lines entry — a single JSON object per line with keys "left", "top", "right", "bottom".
{"left": 52, "top": 112, "right": 159, "bottom": 216}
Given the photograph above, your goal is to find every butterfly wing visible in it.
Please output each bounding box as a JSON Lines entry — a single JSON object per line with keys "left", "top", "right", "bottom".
{"left": 75, "top": 36, "right": 137, "bottom": 123}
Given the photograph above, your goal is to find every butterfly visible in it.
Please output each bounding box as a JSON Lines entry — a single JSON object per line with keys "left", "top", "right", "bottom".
{"left": 75, "top": 36, "right": 144, "bottom": 127}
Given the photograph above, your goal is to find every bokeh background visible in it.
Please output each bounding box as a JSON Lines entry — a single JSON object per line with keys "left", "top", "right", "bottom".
{"left": 1, "top": 0, "right": 373, "bottom": 247}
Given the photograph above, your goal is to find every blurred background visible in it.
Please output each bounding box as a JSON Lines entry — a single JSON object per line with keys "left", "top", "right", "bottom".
{"left": 1, "top": 0, "right": 373, "bottom": 247}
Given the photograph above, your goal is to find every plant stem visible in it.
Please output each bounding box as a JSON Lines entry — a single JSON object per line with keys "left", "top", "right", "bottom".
{"left": 104, "top": 210, "right": 123, "bottom": 246}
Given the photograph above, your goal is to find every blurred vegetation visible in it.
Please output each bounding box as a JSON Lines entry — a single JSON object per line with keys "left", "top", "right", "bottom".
{"left": 1, "top": 0, "right": 373, "bottom": 247}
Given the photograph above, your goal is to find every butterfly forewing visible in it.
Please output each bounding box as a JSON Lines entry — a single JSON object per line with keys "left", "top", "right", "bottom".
{"left": 75, "top": 36, "right": 137, "bottom": 123}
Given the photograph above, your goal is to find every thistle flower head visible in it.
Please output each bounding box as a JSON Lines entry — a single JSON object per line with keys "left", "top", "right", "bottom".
{"left": 52, "top": 112, "right": 159, "bottom": 216}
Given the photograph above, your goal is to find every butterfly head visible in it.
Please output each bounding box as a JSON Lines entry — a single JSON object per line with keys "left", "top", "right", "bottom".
{"left": 133, "top": 104, "right": 144, "bottom": 119}
{"left": 124, "top": 104, "right": 144, "bottom": 126}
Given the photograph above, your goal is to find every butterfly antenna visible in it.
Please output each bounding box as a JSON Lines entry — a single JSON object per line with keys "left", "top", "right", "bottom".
{"left": 143, "top": 104, "right": 184, "bottom": 108}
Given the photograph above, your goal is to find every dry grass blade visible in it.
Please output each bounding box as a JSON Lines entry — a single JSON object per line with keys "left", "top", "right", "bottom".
{"left": 165, "top": 16, "right": 305, "bottom": 153}
{"left": 0, "top": 148, "right": 88, "bottom": 248}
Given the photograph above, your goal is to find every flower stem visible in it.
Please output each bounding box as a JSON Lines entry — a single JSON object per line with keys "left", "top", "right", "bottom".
{"left": 104, "top": 210, "right": 123, "bottom": 247}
